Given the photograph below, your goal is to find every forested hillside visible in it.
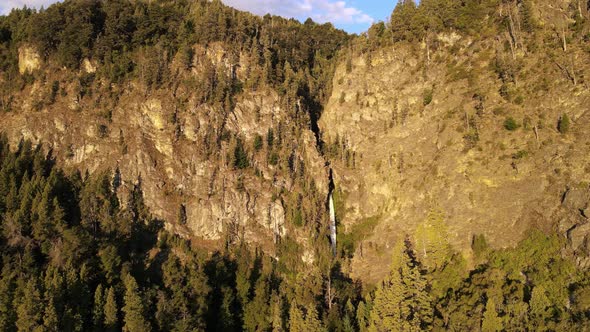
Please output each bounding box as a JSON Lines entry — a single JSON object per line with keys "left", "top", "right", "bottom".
{"left": 0, "top": 136, "right": 344, "bottom": 331}
{"left": 1, "top": 0, "right": 590, "bottom": 330}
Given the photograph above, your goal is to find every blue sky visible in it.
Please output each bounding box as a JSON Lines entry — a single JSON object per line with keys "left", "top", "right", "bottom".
{"left": 0, "top": 0, "right": 394, "bottom": 33}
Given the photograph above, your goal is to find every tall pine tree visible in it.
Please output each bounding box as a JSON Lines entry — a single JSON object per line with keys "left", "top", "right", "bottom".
{"left": 122, "top": 275, "right": 151, "bottom": 332}
{"left": 93, "top": 284, "right": 105, "bottom": 329}
{"left": 15, "top": 279, "right": 43, "bottom": 332}
{"left": 369, "top": 237, "right": 432, "bottom": 331}
{"left": 104, "top": 286, "right": 119, "bottom": 332}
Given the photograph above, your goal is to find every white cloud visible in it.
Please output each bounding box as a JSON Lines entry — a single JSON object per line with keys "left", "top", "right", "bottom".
{"left": 0, "top": 0, "right": 58, "bottom": 15}
{"left": 221, "top": 0, "right": 373, "bottom": 25}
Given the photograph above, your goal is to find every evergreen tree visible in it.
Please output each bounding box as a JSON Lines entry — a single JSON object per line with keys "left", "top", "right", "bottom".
{"left": 0, "top": 276, "right": 15, "bottom": 331}
{"left": 481, "top": 297, "right": 503, "bottom": 332}
{"left": 369, "top": 237, "right": 432, "bottom": 331}
{"left": 342, "top": 315, "right": 355, "bottom": 332}
{"left": 243, "top": 277, "right": 271, "bottom": 331}
{"left": 413, "top": 210, "right": 451, "bottom": 272}
{"left": 530, "top": 286, "right": 551, "bottom": 329}
{"left": 267, "top": 128, "right": 274, "bottom": 149}
{"left": 43, "top": 296, "right": 60, "bottom": 332}
{"left": 303, "top": 305, "right": 325, "bottom": 332}
{"left": 104, "top": 287, "right": 119, "bottom": 332}
{"left": 390, "top": 0, "right": 418, "bottom": 42}
{"left": 122, "top": 275, "right": 151, "bottom": 332}
{"left": 356, "top": 300, "right": 370, "bottom": 332}
{"left": 269, "top": 292, "right": 284, "bottom": 332}
{"left": 233, "top": 137, "right": 250, "bottom": 170}
{"left": 289, "top": 304, "right": 306, "bottom": 332}
{"left": 93, "top": 284, "right": 105, "bottom": 329}
{"left": 505, "top": 301, "right": 529, "bottom": 331}
{"left": 15, "top": 279, "right": 43, "bottom": 332}
{"left": 99, "top": 245, "right": 121, "bottom": 284}
{"left": 218, "top": 286, "right": 237, "bottom": 332}
{"left": 369, "top": 240, "right": 405, "bottom": 331}
{"left": 408, "top": 258, "right": 432, "bottom": 329}
{"left": 254, "top": 135, "right": 264, "bottom": 152}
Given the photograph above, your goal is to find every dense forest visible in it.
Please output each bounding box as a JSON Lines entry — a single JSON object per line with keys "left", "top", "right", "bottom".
{"left": 1, "top": 0, "right": 590, "bottom": 330}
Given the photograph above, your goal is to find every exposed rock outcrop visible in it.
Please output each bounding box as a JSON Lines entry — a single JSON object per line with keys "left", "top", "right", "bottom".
{"left": 320, "top": 38, "right": 590, "bottom": 281}
{"left": 0, "top": 65, "right": 327, "bottom": 255}
{"left": 18, "top": 46, "right": 41, "bottom": 74}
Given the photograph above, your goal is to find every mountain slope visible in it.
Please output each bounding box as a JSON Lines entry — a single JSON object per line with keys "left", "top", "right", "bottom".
{"left": 320, "top": 0, "right": 590, "bottom": 282}
{"left": 0, "top": 0, "right": 348, "bottom": 257}
{"left": 2, "top": 0, "right": 590, "bottom": 330}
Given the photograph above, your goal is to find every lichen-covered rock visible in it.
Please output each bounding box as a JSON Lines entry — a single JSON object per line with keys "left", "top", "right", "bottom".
{"left": 82, "top": 58, "right": 97, "bottom": 73}
{"left": 568, "top": 223, "right": 590, "bottom": 253}
{"left": 18, "top": 46, "right": 41, "bottom": 74}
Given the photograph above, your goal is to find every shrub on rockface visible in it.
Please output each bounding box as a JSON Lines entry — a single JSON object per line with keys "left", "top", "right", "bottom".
{"left": 423, "top": 88, "right": 433, "bottom": 106}
{"left": 504, "top": 117, "right": 520, "bottom": 131}
{"left": 558, "top": 114, "right": 570, "bottom": 134}
{"left": 233, "top": 137, "right": 249, "bottom": 169}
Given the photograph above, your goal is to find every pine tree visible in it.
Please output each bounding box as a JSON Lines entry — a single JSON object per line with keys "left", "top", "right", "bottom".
{"left": 104, "top": 287, "right": 118, "bottom": 332}
{"left": 122, "top": 275, "right": 151, "bottom": 332}
{"left": 558, "top": 114, "right": 570, "bottom": 134}
{"left": 342, "top": 315, "right": 355, "bottom": 332}
{"left": 390, "top": 0, "right": 418, "bottom": 42}
{"left": 408, "top": 256, "right": 432, "bottom": 329}
{"left": 303, "top": 305, "right": 325, "bottom": 332}
{"left": 233, "top": 137, "right": 250, "bottom": 169}
{"left": 413, "top": 210, "right": 451, "bottom": 272}
{"left": 481, "top": 298, "right": 503, "bottom": 332}
{"left": 93, "top": 284, "right": 105, "bottom": 329}
{"left": 218, "top": 287, "right": 237, "bottom": 332}
{"left": 0, "top": 276, "right": 15, "bottom": 331}
{"left": 289, "top": 304, "right": 306, "bottom": 332}
{"left": 243, "top": 277, "right": 271, "bottom": 331}
{"left": 270, "top": 292, "right": 284, "bottom": 332}
{"left": 356, "top": 301, "right": 370, "bottom": 332}
{"left": 15, "top": 279, "right": 43, "bottom": 332}
{"left": 369, "top": 238, "right": 432, "bottom": 331}
{"left": 99, "top": 245, "right": 121, "bottom": 284}
{"left": 398, "top": 240, "right": 415, "bottom": 332}
{"left": 505, "top": 301, "right": 529, "bottom": 331}
{"left": 530, "top": 286, "right": 551, "bottom": 329}
{"left": 43, "top": 296, "right": 60, "bottom": 332}
{"left": 369, "top": 241, "right": 404, "bottom": 332}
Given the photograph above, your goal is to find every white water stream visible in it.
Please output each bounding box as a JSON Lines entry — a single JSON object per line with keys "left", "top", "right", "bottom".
{"left": 329, "top": 192, "right": 336, "bottom": 255}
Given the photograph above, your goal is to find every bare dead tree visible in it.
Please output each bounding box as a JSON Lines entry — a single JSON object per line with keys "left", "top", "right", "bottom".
{"left": 554, "top": 60, "right": 577, "bottom": 85}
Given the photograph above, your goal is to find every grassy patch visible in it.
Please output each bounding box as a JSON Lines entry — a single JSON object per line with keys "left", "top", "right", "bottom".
{"left": 338, "top": 215, "right": 380, "bottom": 258}
{"left": 332, "top": 185, "right": 348, "bottom": 223}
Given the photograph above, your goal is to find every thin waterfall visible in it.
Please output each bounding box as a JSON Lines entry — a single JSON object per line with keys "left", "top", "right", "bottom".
{"left": 329, "top": 192, "right": 336, "bottom": 255}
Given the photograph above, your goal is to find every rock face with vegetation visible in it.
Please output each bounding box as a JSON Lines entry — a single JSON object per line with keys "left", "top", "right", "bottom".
{"left": 1, "top": 0, "right": 590, "bottom": 330}
{"left": 0, "top": 0, "right": 343, "bottom": 256}
{"left": 321, "top": 10, "right": 590, "bottom": 282}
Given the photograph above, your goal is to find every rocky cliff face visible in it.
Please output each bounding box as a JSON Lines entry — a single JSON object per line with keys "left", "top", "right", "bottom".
{"left": 1, "top": 45, "right": 329, "bottom": 256}
{"left": 320, "top": 34, "right": 590, "bottom": 282}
